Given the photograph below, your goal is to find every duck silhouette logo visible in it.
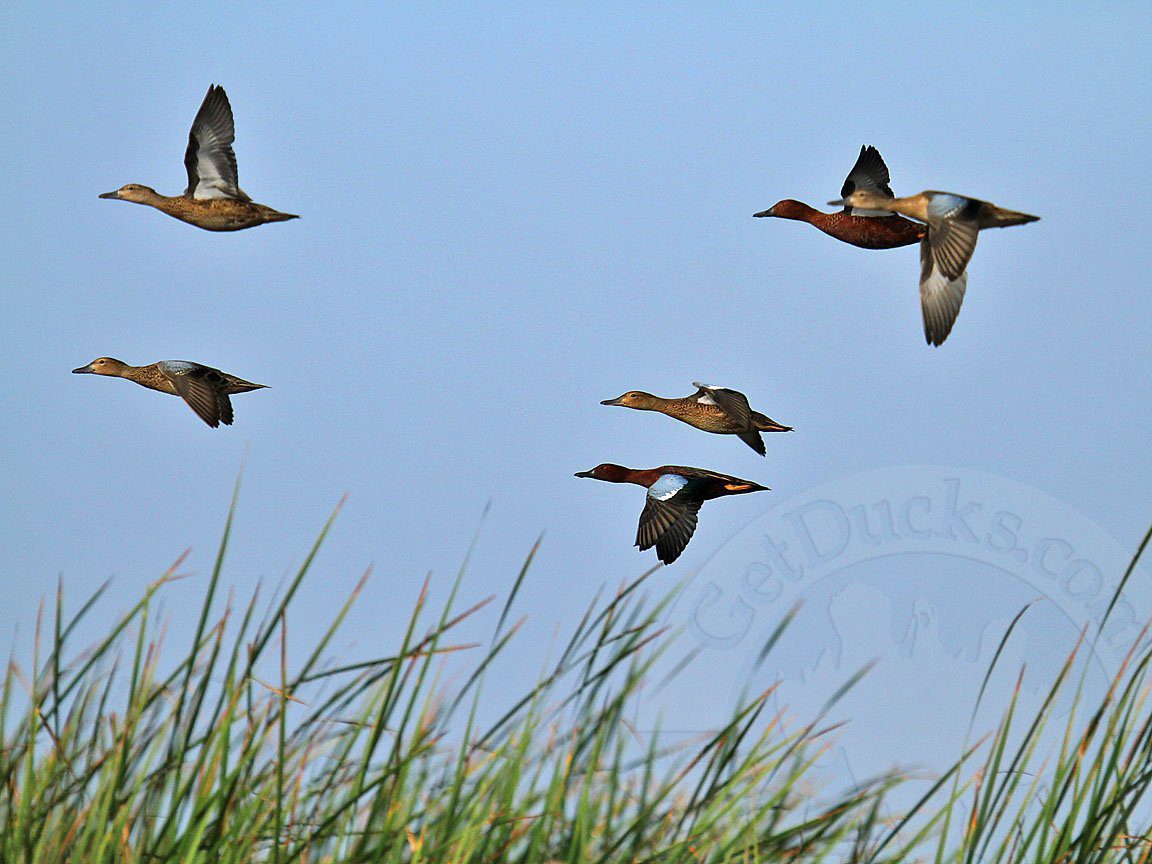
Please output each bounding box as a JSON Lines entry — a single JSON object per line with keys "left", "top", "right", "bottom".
{"left": 638, "top": 466, "right": 1148, "bottom": 806}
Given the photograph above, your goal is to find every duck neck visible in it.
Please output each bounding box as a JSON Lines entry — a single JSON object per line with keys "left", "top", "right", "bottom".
{"left": 123, "top": 364, "right": 171, "bottom": 393}
{"left": 885, "top": 195, "right": 929, "bottom": 222}
{"left": 634, "top": 395, "right": 671, "bottom": 412}
{"left": 124, "top": 188, "right": 173, "bottom": 208}
{"left": 626, "top": 468, "right": 666, "bottom": 488}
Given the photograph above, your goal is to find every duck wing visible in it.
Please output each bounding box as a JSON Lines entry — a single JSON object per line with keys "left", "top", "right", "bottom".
{"left": 923, "top": 194, "right": 981, "bottom": 279}
{"left": 159, "top": 361, "right": 229, "bottom": 427}
{"left": 184, "top": 85, "right": 250, "bottom": 201}
{"left": 840, "top": 145, "right": 895, "bottom": 216}
{"left": 637, "top": 477, "right": 703, "bottom": 566}
{"left": 690, "top": 383, "right": 752, "bottom": 428}
{"left": 736, "top": 431, "right": 767, "bottom": 456}
{"left": 661, "top": 466, "right": 766, "bottom": 490}
{"left": 919, "top": 236, "right": 969, "bottom": 346}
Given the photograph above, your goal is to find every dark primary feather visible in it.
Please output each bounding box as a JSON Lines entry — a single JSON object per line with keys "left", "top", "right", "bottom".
{"left": 636, "top": 468, "right": 765, "bottom": 563}
{"left": 840, "top": 145, "right": 894, "bottom": 201}
{"left": 161, "top": 364, "right": 233, "bottom": 427}
{"left": 183, "top": 85, "right": 249, "bottom": 201}
{"left": 737, "top": 431, "right": 767, "bottom": 456}
{"left": 918, "top": 240, "right": 969, "bottom": 346}
{"left": 926, "top": 217, "right": 980, "bottom": 280}
{"left": 637, "top": 496, "right": 702, "bottom": 565}
{"left": 695, "top": 384, "right": 753, "bottom": 429}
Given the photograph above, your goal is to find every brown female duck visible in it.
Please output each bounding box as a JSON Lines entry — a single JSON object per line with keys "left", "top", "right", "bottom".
{"left": 99, "top": 85, "right": 298, "bottom": 231}
{"left": 72, "top": 357, "right": 267, "bottom": 427}
{"left": 575, "top": 463, "right": 768, "bottom": 564}
{"left": 601, "top": 383, "right": 790, "bottom": 456}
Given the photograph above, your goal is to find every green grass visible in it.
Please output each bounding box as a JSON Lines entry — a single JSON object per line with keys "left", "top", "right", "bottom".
{"left": 2, "top": 489, "right": 1151, "bottom": 863}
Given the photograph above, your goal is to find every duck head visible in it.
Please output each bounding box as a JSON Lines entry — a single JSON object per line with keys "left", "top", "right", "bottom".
{"left": 99, "top": 184, "right": 159, "bottom": 203}
{"left": 72, "top": 357, "right": 129, "bottom": 376}
{"left": 574, "top": 463, "right": 632, "bottom": 483}
{"left": 601, "top": 391, "right": 658, "bottom": 410}
{"left": 753, "top": 199, "right": 818, "bottom": 219}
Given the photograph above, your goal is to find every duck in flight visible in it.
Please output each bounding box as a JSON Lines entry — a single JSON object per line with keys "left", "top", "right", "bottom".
{"left": 575, "top": 464, "right": 768, "bottom": 564}
{"left": 756, "top": 146, "right": 969, "bottom": 344}
{"left": 601, "top": 382, "right": 791, "bottom": 456}
{"left": 72, "top": 357, "right": 267, "bottom": 427}
{"left": 755, "top": 145, "right": 925, "bottom": 250}
{"left": 99, "top": 85, "right": 298, "bottom": 231}
{"left": 828, "top": 187, "right": 1039, "bottom": 345}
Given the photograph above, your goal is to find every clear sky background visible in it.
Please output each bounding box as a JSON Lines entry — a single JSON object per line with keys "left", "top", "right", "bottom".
{"left": 2, "top": 3, "right": 1150, "bottom": 798}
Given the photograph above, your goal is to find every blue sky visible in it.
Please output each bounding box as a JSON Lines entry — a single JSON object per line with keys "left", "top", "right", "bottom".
{"left": 2, "top": 4, "right": 1149, "bottom": 788}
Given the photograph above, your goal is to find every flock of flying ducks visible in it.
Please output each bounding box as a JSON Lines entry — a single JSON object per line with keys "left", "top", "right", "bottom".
{"left": 79, "top": 86, "right": 1039, "bottom": 565}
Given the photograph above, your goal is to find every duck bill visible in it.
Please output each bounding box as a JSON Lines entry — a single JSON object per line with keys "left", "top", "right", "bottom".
{"left": 826, "top": 197, "right": 848, "bottom": 207}
{"left": 574, "top": 470, "right": 595, "bottom": 478}
{"left": 752, "top": 207, "right": 776, "bottom": 218}
{"left": 98, "top": 190, "right": 121, "bottom": 200}
{"left": 600, "top": 395, "right": 626, "bottom": 406}
{"left": 72, "top": 364, "right": 94, "bottom": 374}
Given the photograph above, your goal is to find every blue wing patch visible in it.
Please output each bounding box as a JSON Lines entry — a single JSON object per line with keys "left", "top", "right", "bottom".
{"left": 926, "top": 193, "right": 969, "bottom": 220}
{"left": 158, "top": 360, "right": 199, "bottom": 375}
{"left": 648, "top": 474, "right": 690, "bottom": 501}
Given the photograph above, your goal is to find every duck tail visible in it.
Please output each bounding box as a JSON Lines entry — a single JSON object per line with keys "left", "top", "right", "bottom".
{"left": 262, "top": 207, "right": 300, "bottom": 223}
{"left": 723, "top": 480, "right": 770, "bottom": 494}
{"left": 227, "top": 379, "right": 268, "bottom": 393}
{"left": 753, "top": 412, "right": 793, "bottom": 433}
{"left": 987, "top": 206, "right": 1040, "bottom": 228}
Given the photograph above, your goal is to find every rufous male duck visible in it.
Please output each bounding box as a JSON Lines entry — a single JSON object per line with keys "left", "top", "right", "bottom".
{"left": 754, "top": 146, "right": 925, "bottom": 250}
{"left": 99, "top": 85, "right": 298, "bottom": 231}
{"left": 601, "top": 382, "right": 791, "bottom": 456}
{"left": 575, "top": 464, "right": 768, "bottom": 564}
{"left": 72, "top": 357, "right": 267, "bottom": 427}
{"left": 828, "top": 188, "right": 1039, "bottom": 346}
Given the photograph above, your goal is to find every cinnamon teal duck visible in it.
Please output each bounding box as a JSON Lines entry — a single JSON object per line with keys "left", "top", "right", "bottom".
{"left": 601, "top": 383, "right": 791, "bottom": 456}
{"left": 754, "top": 146, "right": 925, "bottom": 250}
{"left": 757, "top": 146, "right": 971, "bottom": 346}
{"left": 828, "top": 188, "right": 1039, "bottom": 346}
{"left": 575, "top": 464, "right": 768, "bottom": 564}
{"left": 72, "top": 357, "right": 267, "bottom": 427}
{"left": 99, "top": 85, "right": 298, "bottom": 231}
